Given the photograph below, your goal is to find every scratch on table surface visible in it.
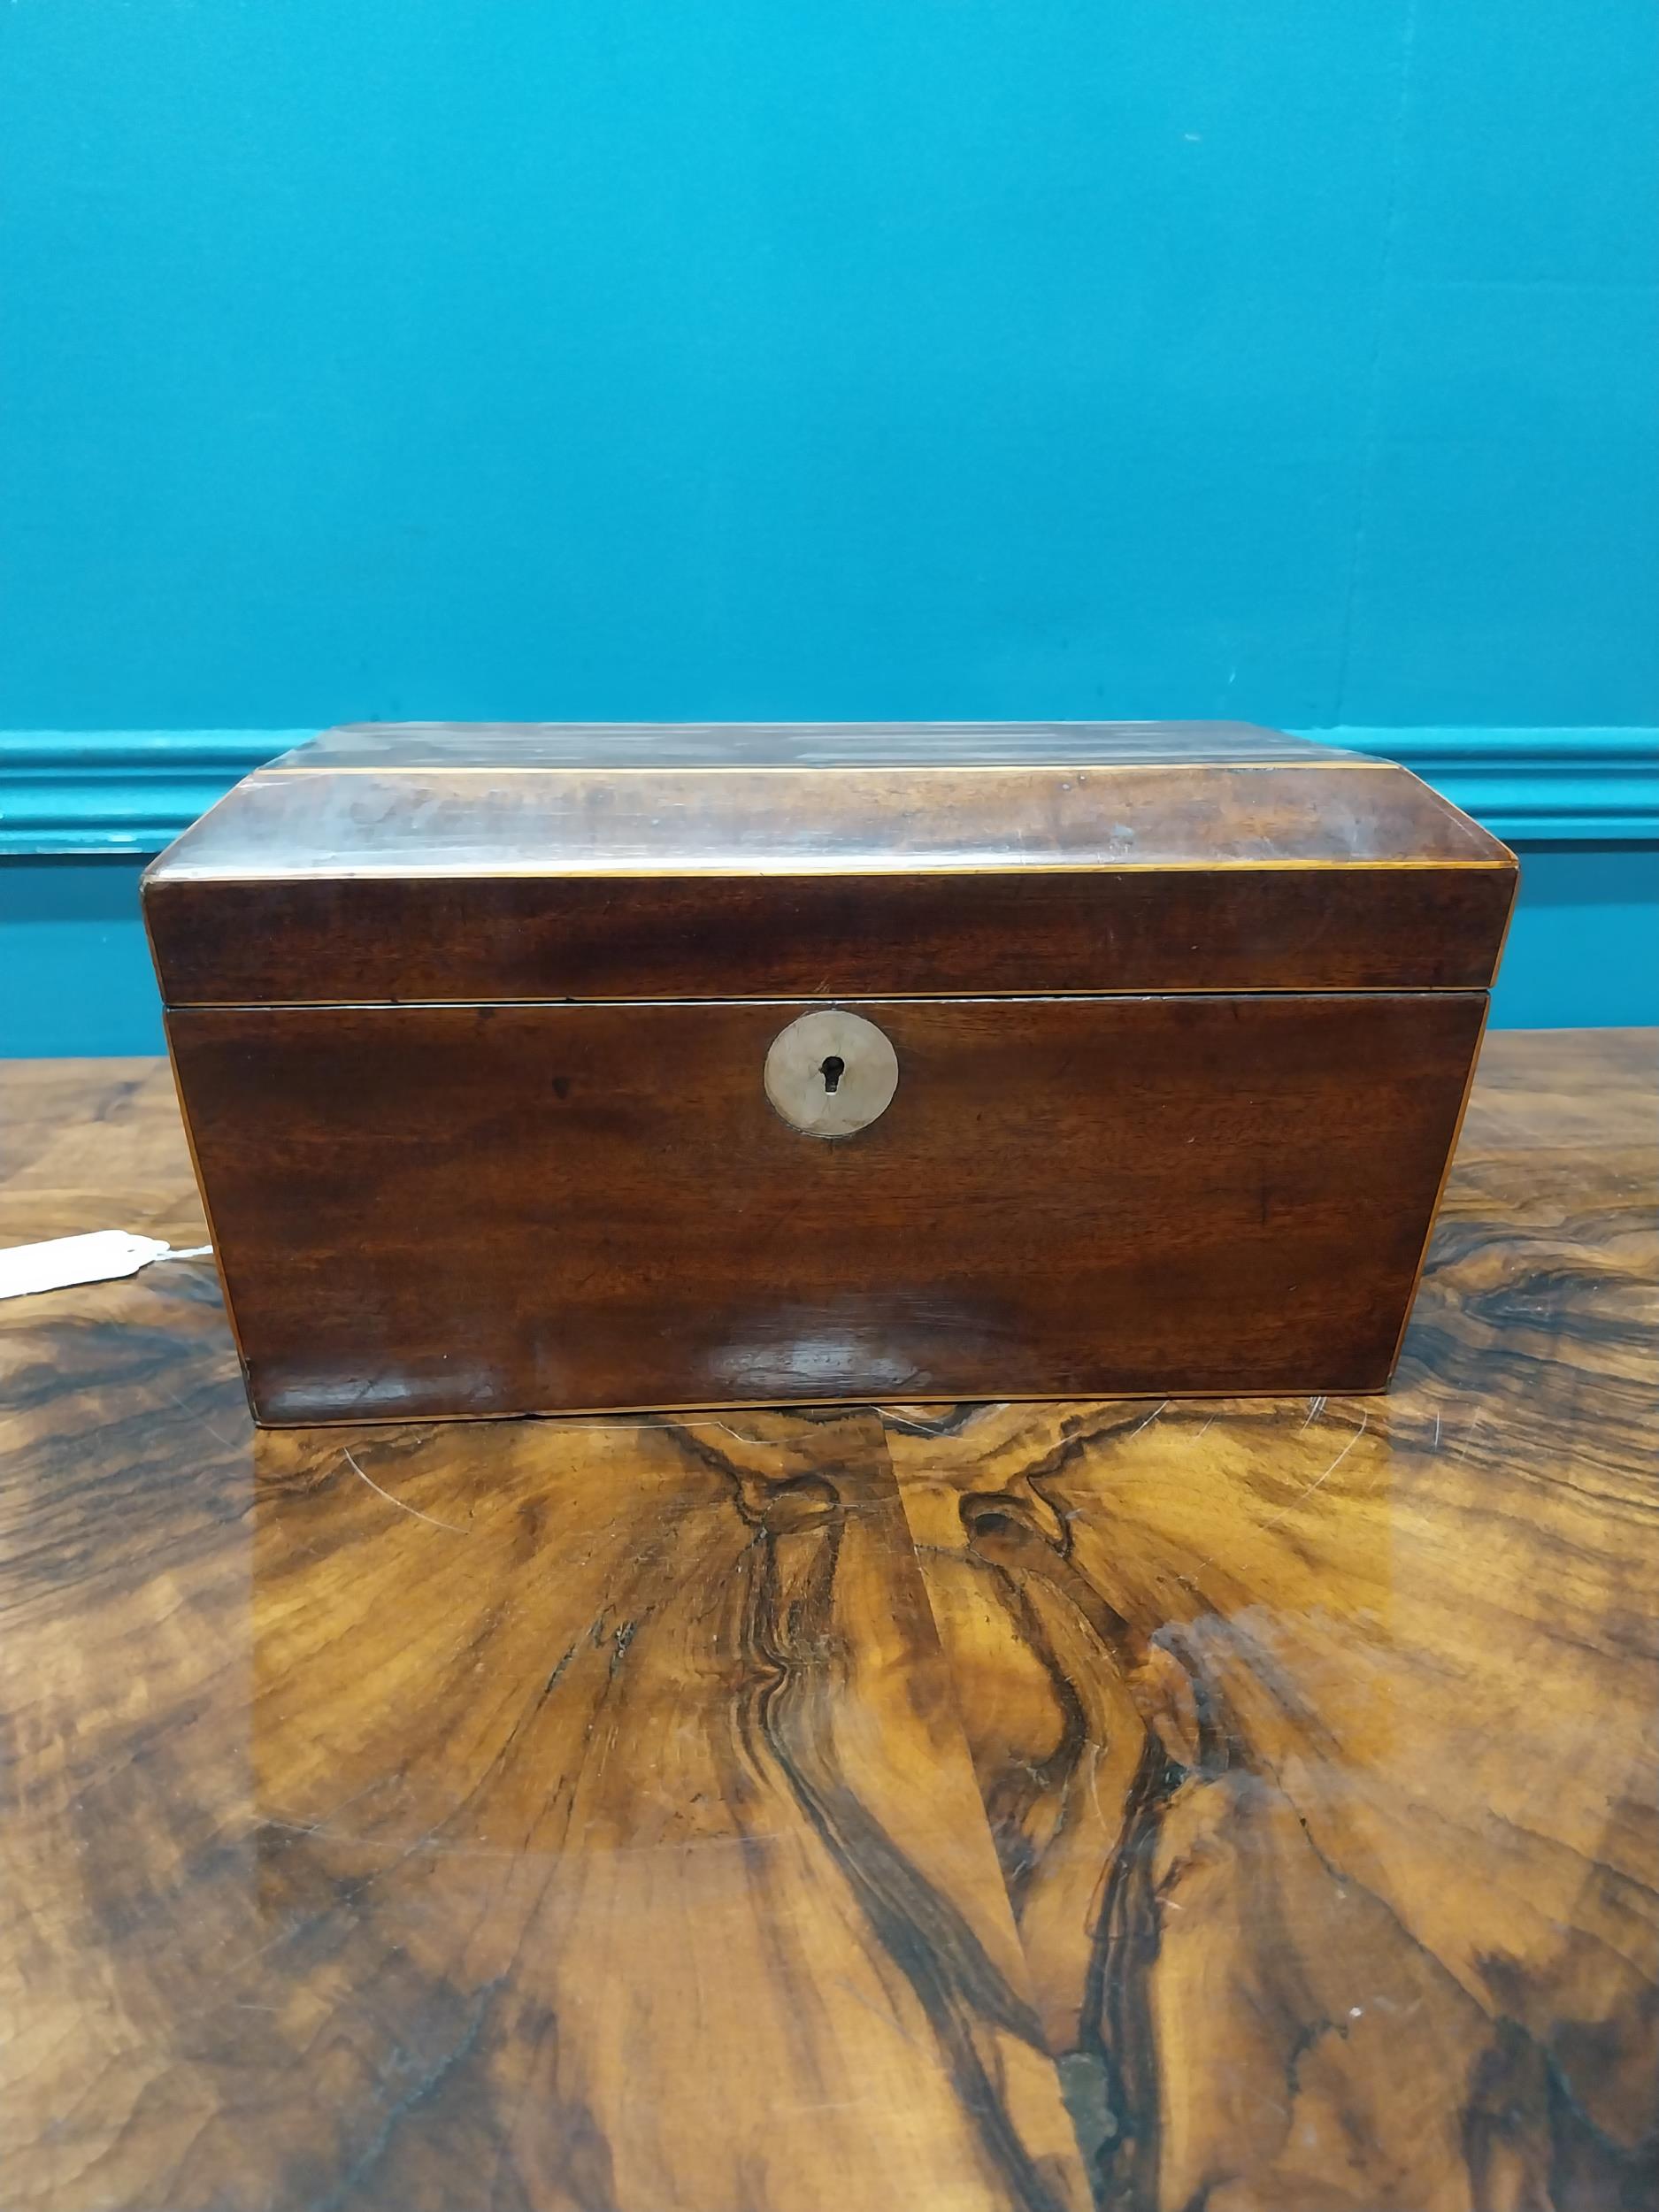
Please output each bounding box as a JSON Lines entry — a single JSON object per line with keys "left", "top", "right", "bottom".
{"left": 554, "top": 1417, "right": 776, "bottom": 1447}
{"left": 1260, "top": 1412, "right": 1370, "bottom": 1529}
{"left": 1083, "top": 1738, "right": 1113, "bottom": 1833}
{"left": 1453, "top": 1409, "right": 1486, "bottom": 1463}
{"left": 831, "top": 1973, "right": 926, "bottom": 2055}
{"left": 1299, "top": 1394, "right": 1328, "bottom": 1431}
{"left": 342, "top": 1447, "right": 470, "bottom": 1534}
{"left": 162, "top": 1386, "right": 240, "bottom": 1454}
{"left": 1126, "top": 1399, "right": 1169, "bottom": 1438}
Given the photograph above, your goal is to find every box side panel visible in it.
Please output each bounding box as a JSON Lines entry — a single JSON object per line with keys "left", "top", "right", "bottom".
{"left": 145, "top": 862, "right": 1517, "bottom": 1007}
{"left": 166, "top": 993, "right": 1487, "bottom": 1423}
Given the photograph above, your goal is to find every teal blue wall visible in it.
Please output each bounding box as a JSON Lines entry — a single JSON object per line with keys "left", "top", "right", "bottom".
{"left": 1, "top": 4, "right": 1655, "bottom": 1049}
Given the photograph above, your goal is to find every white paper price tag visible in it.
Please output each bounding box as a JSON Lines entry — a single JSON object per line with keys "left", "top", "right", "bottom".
{"left": 0, "top": 1231, "right": 211, "bottom": 1302}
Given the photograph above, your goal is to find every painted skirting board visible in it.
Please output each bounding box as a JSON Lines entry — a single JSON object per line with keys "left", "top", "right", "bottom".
{"left": 0, "top": 731, "right": 306, "bottom": 856}
{"left": 1326, "top": 729, "right": 1658, "bottom": 844}
{"left": 0, "top": 726, "right": 1655, "bottom": 854}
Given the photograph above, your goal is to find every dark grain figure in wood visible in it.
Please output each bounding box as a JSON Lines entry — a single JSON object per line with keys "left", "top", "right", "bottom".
{"left": 884, "top": 1033, "right": 1658, "bottom": 2210}
{"left": 1, "top": 1031, "right": 1653, "bottom": 2210}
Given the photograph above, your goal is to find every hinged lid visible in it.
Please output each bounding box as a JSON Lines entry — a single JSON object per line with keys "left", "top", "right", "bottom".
{"left": 142, "top": 723, "right": 1517, "bottom": 1005}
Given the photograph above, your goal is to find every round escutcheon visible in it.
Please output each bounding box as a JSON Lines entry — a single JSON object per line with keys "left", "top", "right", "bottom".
{"left": 764, "top": 1010, "right": 899, "bottom": 1139}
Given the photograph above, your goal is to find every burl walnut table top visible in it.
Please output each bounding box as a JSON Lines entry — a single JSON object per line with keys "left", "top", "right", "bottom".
{"left": 1, "top": 1031, "right": 1654, "bottom": 2212}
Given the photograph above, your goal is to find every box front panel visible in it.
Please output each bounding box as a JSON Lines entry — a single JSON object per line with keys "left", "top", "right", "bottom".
{"left": 167, "top": 993, "right": 1486, "bottom": 1422}
{"left": 146, "top": 863, "right": 1517, "bottom": 1006}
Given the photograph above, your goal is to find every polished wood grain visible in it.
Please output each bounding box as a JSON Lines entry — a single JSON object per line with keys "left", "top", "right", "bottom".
{"left": 166, "top": 991, "right": 1485, "bottom": 1422}
{"left": 145, "top": 861, "right": 1518, "bottom": 1008}
{"left": 142, "top": 723, "right": 1516, "bottom": 1004}
{"left": 143, "top": 723, "right": 1515, "bottom": 1426}
{"left": 0, "top": 1246, "right": 1088, "bottom": 2203}
{"left": 2, "top": 1030, "right": 1652, "bottom": 2211}
{"left": 885, "top": 1030, "right": 1659, "bottom": 2212}
{"left": 155, "top": 755, "right": 1499, "bottom": 879}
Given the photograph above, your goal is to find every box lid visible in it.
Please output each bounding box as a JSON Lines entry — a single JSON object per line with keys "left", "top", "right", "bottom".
{"left": 142, "top": 722, "right": 1517, "bottom": 1004}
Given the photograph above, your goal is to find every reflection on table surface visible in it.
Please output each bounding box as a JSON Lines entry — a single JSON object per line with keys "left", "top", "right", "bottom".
{"left": 2, "top": 1032, "right": 1655, "bottom": 2212}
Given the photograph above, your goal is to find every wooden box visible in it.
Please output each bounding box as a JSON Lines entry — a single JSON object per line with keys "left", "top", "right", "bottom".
{"left": 142, "top": 723, "right": 1517, "bottom": 1425}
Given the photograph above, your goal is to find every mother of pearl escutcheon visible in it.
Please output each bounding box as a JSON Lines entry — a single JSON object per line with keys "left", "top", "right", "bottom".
{"left": 764, "top": 1010, "right": 900, "bottom": 1139}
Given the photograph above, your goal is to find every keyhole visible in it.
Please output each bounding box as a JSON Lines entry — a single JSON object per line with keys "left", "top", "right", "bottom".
{"left": 764, "top": 1011, "right": 896, "bottom": 1137}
